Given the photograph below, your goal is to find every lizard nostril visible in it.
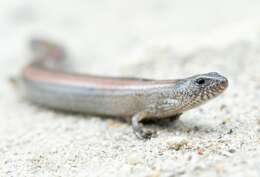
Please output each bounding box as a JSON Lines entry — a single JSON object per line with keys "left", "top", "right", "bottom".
{"left": 217, "top": 77, "right": 228, "bottom": 90}
{"left": 220, "top": 77, "right": 228, "bottom": 86}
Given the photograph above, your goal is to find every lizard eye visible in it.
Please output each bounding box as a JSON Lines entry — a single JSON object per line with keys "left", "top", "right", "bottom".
{"left": 195, "top": 78, "right": 205, "bottom": 85}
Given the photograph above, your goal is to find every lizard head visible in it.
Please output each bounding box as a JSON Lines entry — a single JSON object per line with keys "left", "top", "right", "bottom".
{"left": 175, "top": 72, "right": 228, "bottom": 112}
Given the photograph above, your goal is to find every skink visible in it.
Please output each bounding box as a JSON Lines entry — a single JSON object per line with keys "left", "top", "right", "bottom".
{"left": 19, "top": 39, "right": 228, "bottom": 139}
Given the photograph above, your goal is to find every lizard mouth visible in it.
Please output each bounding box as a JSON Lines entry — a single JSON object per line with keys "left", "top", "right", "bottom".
{"left": 201, "top": 76, "right": 228, "bottom": 101}
{"left": 216, "top": 76, "right": 228, "bottom": 91}
{"left": 212, "top": 76, "right": 228, "bottom": 93}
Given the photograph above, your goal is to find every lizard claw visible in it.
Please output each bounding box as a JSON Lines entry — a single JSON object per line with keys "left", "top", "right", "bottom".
{"left": 134, "top": 128, "right": 157, "bottom": 139}
{"left": 131, "top": 112, "right": 157, "bottom": 139}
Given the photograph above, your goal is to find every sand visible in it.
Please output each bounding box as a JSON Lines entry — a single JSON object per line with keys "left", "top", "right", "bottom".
{"left": 1, "top": 0, "right": 260, "bottom": 176}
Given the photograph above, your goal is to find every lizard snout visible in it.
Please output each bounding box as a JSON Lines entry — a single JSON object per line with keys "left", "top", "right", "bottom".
{"left": 216, "top": 75, "right": 228, "bottom": 91}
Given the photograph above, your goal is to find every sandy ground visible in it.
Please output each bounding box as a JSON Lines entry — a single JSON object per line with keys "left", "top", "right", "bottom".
{"left": 1, "top": 0, "right": 260, "bottom": 177}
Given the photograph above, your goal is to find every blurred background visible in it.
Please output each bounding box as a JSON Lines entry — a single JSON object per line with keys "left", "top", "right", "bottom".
{"left": 2, "top": 0, "right": 260, "bottom": 77}
{"left": 1, "top": 1, "right": 260, "bottom": 177}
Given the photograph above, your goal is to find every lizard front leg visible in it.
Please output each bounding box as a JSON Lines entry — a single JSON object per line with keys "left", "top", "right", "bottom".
{"left": 131, "top": 111, "right": 157, "bottom": 139}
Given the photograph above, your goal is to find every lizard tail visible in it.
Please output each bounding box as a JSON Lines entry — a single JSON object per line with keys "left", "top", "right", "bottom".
{"left": 30, "top": 38, "right": 66, "bottom": 61}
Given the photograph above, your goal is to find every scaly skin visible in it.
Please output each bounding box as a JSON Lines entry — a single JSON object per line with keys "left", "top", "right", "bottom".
{"left": 131, "top": 72, "right": 228, "bottom": 138}
{"left": 19, "top": 39, "right": 229, "bottom": 139}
